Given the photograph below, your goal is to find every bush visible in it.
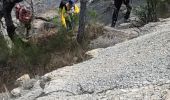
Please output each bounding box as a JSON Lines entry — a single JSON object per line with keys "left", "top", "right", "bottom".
{"left": 134, "top": 0, "right": 170, "bottom": 24}
{"left": 0, "top": 36, "right": 10, "bottom": 64}
{"left": 157, "top": 0, "right": 170, "bottom": 18}
{"left": 134, "top": 0, "right": 159, "bottom": 24}
{"left": 87, "top": 9, "right": 98, "bottom": 24}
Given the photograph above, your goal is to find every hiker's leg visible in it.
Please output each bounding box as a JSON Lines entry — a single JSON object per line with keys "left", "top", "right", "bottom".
{"left": 66, "top": 15, "right": 72, "bottom": 30}
{"left": 111, "top": 0, "right": 122, "bottom": 27}
{"left": 25, "top": 23, "right": 31, "bottom": 38}
{"left": 123, "top": 0, "right": 132, "bottom": 20}
{"left": 66, "top": 19, "right": 72, "bottom": 31}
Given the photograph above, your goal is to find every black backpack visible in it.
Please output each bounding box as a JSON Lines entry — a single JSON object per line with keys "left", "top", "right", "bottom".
{"left": 59, "top": 0, "right": 73, "bottom": 10}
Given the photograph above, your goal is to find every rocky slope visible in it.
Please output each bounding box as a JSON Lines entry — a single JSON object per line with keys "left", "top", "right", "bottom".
{"left": 6, "top": 18, "right": 170, "bottom": 100}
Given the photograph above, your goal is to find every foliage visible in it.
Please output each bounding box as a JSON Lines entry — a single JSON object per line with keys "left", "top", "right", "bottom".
{"left": 134, "top": 0, "right": 158, "bottom": 24}
{"left": 0, "top": 36, "right": 10, "bottom": 64}
{"left": 0, "top": 26, "right": 84, "bottom": 91}
{"left": 53, "top": 16, "right": 60, "bottom": 26}
{"left": 87, "top": 9, "right": 98, "bottom": 22}
{"left": 134, "top": 0, "right": 170, "bottom": 24}
{"left": 157, "top": 0, "right": 170, "bottom": 18}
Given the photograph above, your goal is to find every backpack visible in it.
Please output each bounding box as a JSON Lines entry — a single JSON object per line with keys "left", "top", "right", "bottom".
{"left": 59, "top": 0, "right": 75, "bottom": 10}
{"left": 15, "top": 4, "right": 32, "bottom": 23}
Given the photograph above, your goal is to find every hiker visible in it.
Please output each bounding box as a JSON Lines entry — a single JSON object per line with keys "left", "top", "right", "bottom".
{"left": 59, "top": 0, "right": 78, "bottom": 12}
{"left": 59, "top": 0, "right": 79, "bottom": 30}
{"left": 0, "top": 0, "right": 23, "bottom": 40}
{"left": 15, "top": 3, "right": 32, "bottom": 39}
{"left": 111, "top": 0, "right": 132, "bottom": 27}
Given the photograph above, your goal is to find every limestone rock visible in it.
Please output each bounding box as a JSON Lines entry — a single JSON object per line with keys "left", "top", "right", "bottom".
{"left": 11, "top": 87, "right": 22, "bottom": 97}
{"left": 16, "top": 74, "right": 30, "bottom": 86}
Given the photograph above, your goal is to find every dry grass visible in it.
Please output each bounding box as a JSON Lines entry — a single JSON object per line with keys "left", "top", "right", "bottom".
{"left": 0, "top": 29, "right": 82, "bottom": 92}
{"left": 85, "top": 23, "right": 104, "bottom": 40}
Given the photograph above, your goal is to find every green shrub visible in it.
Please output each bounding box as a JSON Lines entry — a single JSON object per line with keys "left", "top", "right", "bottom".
{"left": 0, "top": 36, "right": 10, "bottom": 64}
{"left": 135, "top": 0, "right": 170, "bottom": 24}
{"left": 11, "top": 37, "right": 49, "bottom": 67}
{"left": 157, "top": 0, "right": 170, "bottom": 18}
{"left": 87, "top": 9, "right": 98, "bottom": 23}
{"left": 134, "top": 0, "right": 159, "bottom": 24}
{"left": 53, "top": 16, "right": 60, "bottom": 26}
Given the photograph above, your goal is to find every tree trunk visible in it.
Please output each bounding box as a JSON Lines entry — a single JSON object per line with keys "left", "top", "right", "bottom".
{"left": 77, "top": 0, "right": 87, "bottom": 44}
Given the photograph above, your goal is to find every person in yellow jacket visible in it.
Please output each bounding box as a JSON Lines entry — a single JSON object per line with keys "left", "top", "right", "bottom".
{"left": 59, "top": 0, "right": 79, "bottom": 30}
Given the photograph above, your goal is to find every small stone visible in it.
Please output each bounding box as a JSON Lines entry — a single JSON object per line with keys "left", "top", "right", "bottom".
{"left": 73, "top": 57, "right": 78, "bottom": 62}
{"left": 166, "top": 90, "right": 170, "bottom": 100}
{"left": 86, "top": 49, "right": 103, "bottom": 58}
{"left": 16, "top": 74, "right": 30, "bottom": 82}
{"left": 16, "top": 74, "right": 30, "bottom": 86}
{"left": 22, "top": 79, "right": 37, "bottom": 90}
{"left": 11, "top": 87, "right": 22, "bottom": 97}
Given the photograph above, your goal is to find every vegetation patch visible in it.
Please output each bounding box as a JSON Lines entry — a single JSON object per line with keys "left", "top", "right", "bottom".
{"left": 134, "top": 0, "right": 170, "bottom": 24}
{"left": 0, "top": 19, "right": 104, "bottom": 92}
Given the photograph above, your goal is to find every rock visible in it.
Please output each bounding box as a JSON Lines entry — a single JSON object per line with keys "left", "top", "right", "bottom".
{"left": 86, "top": 48, "right": 103, "bottom": 58}
{"left": 119, "top": 22, "right": 132, "bottom": 29}
{"left": 16, "top": 74, "right": 30, "bottom": 86}
{"left": 22, "top": 79, "right": 37, "bottom": 90}
{"left": 15, "top": 81, "right": 43, "bottom": 100}
{"left": 15, "top": 74, "right": 37, "bottom": 90}
{"left": 0, "top": 20, "right": 13, "bottom": 49}
{"left": 0, "top": 92, "right": 10, "bottom": 100}
{"left": 33, "top": 20, "right": 46, "bottom": 31}
{"left": 89, "top": 26, "right": 129, "bottom": 49}
{"left": 166, "top": 90, "right": 170, "bottom": 100}
{"left": 11, "top": 87, "right": 22, "bottom": 97}
{"left": 73, "top": 57, "right": 78, "bottom": 62}
{"left": 16, "top": 74, "right": 30, "bottom": 82}
{"left": 39, "top": 76, "right": 51, "bottom": 89}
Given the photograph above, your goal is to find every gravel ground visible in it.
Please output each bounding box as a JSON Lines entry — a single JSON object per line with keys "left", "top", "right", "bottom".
{"left": 11, "top": 18, "right": 170, "bottom": 100}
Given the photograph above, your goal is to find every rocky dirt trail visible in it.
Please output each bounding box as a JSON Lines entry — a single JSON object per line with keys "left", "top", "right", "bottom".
{"left": 1, "top": 0, "right": 170, "bottom": 99}
{"left": 6, "top": 18, "right": 170, "bottom": 100}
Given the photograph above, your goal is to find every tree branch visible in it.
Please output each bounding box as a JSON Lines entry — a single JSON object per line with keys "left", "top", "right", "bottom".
{"left": 34, "top": 16, "right": 50, "bottom": 22}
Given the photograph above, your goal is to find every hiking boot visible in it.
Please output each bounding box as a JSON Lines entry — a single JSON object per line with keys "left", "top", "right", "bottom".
{"left": 124, "top": 18, "right": 130, "bottom": 23}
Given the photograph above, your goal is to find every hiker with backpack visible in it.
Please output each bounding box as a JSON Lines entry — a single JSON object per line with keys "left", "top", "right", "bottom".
{"left": 111, "top": 0, "right": 132, "bottom": 27}
{"left": 15, "top": 3, "right": 32, "bottom": 39}
{"left": 59, "top": 0, "right": 79, "bottom": 30}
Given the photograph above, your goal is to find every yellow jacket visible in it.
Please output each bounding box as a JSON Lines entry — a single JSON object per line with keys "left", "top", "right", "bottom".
{"left": 60, "top": 4, "right": 80, "bottom": 28}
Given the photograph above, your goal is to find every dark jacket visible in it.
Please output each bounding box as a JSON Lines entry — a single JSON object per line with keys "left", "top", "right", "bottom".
{"left": 0, "top": 0, "right": 23, "bottom": 40}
